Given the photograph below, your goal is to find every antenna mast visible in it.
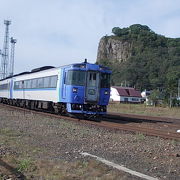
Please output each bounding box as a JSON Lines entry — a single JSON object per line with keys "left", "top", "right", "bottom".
{"left": 1, "top": 20, "right": 11, "bottom": 79}
{"left": 9, "top": 37, "right": 17, "bottom": 76}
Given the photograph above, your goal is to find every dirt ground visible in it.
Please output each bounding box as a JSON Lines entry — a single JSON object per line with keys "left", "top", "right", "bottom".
{"left": 0, "top": 104, "right": 180, "bottom": 180}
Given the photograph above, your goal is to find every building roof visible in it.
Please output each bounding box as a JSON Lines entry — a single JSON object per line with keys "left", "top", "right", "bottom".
{"left": 112, "top": 86, "right": 142, "bottom": 98}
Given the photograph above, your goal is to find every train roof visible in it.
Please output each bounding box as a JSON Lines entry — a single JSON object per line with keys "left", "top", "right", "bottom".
{"left": 0, "top": 66, "right": 56, "bottom": 81}
{"left": 31, "top": 66, "right": 55, "bottom": 73}
{"left": 0, "top": 61, "right": 111, "bottom": 81}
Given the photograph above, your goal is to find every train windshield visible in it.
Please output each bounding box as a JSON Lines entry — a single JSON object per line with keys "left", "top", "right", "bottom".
{"left": 66, "top": 70, "right": 86, "bottom": 86}
{"left": 100, "top": 73, "right": 110, "bottom": 88}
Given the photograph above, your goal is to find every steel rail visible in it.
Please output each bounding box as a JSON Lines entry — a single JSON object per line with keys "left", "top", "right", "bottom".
{"left": 107, "top": 112, "right": 180, "bottom": 124}
{"left": 103, "top": 114, "right": 180, "bottom": 129}
{"left": 0, "top": 103, "right": 180, "bottom": 141}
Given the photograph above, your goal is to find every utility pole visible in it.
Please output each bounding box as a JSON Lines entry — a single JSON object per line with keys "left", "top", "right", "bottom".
{"left": 1, "top": 20, "right": 11, "bottom": 79}
{"left": 9, "top": 37, "right": 17, "bottom": 76}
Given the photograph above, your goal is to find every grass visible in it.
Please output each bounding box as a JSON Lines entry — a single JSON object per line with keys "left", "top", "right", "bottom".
{"left": 135, "top": 133, "right": 145, "bottom": 141}
{"left": 0, "top": 156, "right": 122, "bottom": 179}
{"left": 0, "top": 128, "right": 21, "bottom": 137}
{"left": 17, "top": 159, "right": 33, "bottom": 172}
{"left": 170, "top": 139, "right": 180, "bottom": 146}
{"left": 0, "top": 126, "right": 127, "bottom": 179}
{"left": 108, "top": 103, "right": 180, "bottom": 119}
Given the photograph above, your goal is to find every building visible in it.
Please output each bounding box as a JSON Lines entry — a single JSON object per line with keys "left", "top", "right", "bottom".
{"left": 141, "top": 90, "right": 153, "bottom": 105}
{"left": 141, "top": 90, "right": 151, "bottom": 101}
{"left": 110, "top": 86, "right": 142, "bottom": 103}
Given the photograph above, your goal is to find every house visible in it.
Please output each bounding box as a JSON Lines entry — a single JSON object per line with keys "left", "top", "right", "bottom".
{"left": 110, "top": 86, "right": 142, "bottom": 103}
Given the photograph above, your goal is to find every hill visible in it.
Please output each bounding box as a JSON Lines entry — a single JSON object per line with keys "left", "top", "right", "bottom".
{"left": 96, "top": 24, "right": 180, "bottom": 98}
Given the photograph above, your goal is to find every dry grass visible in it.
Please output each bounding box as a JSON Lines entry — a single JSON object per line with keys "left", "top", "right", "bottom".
{"left": 108, "top": 103, "right": 180, "bottom": 119}
{"left": 0, "top": 127, "right": 131, "bottom": 180}
{"left": 0, "top": 155, "right": 125, "bottom": 180}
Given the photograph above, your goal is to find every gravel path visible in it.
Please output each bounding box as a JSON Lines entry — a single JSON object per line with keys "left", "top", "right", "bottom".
{"left": 0, "top": 104, "right": 180, "bottom": 179}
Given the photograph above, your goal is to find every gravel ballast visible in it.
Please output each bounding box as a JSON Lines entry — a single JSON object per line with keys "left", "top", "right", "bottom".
{"left": 0, "top": 104, "right": 180, "bottom": 179}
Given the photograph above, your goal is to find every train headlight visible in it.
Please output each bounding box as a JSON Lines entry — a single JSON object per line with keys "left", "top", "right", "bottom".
{"left": 73, "top": 88, "right": 78, "bottom": 93}
{"left": 104, "top": 90, "right": 109, "bottom": 95}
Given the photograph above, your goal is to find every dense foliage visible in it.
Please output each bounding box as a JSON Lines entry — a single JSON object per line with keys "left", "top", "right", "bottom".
{"left": 98, "top": 24, "right": 180, "bottom": 100}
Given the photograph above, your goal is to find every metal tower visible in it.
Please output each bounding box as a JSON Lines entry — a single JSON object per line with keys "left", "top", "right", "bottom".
{"left": 9, "top": 37, "right": 17, "bottom": 76}
{"left": 1, "top": 20, "right": 11, "bottom": 79}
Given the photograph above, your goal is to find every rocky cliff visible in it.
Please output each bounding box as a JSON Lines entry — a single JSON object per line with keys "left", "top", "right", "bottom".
{"left": 97, "top": 36, "right": 132, "bottom": 63}
{"left": 96, "top": 24, "right": 180, "bottom": 93}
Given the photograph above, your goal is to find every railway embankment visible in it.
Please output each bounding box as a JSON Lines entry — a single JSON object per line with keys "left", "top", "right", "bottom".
{"left": 0, "top": 104, "right": 180, "bottom": 179}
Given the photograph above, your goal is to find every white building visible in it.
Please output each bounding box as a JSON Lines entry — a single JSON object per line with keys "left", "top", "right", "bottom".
{"left": 141, "top": 90, "right": 152, "bottom": 105}
{"left": 110, "top": 86, "right": 142, "bottom": 103}
{"left": 141, "top": 90, "right": 151, "bottom": 101}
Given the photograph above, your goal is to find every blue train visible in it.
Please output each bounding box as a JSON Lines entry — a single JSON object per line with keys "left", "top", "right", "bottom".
{"left": 0, "top": 61, "right": 111, "bottom": 118}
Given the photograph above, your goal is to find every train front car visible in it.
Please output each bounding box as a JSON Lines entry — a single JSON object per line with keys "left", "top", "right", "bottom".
{"left": 60, "top": 62, "right": 111, "bottom": 118}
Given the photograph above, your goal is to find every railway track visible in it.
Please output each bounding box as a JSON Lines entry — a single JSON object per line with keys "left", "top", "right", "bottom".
{"left": 103, "top": 113, "right": 180, "bottom": 130}
{"left": 106, "top": 112, "right": 180, "bottom": 124}
{"left": 99, "top": 120, "right": 180, "bottom": 141}
{"left": 1, "top": 103, "right": 180, "bottom": 141}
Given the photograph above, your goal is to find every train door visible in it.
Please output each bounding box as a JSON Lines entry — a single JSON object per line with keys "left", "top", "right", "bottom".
{"left": 7, "top": 81, "right": 10, "bottom": 99}
{"left": 62, "top": 69, "right": 67, "bottom": 99}
{"left": 85, "top": 71, "right": 99, "bottom": 102}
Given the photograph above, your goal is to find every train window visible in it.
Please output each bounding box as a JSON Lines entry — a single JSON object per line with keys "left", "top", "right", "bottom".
{"left": 24, "top": 81, "right": 27, "bottom": 89}
{"left": 19, "top": 81, "right": 25, "bottom": 89}
{"left": 14, "top": 82, "right": 19, "bottom": 89}
{"left": 89, "top": 74, "right": 92, "bottom": 80}
{"left": 32, "top": 79, "right": 37, "bottom": 88}
{"left": 26, "top": 80, "right": 32, "bottom": 89}
{"left": 12, "top": 75, "right": 58, "bottom": 90}
{"left": 66, "top": 70, "right": 86, "bottom": 86}
{"left": 19, "top": 82, "right": 21, "bottom": 89}
{"left": 37, "top": 78, "right": 44, "bottom": 88}
{"left": 100, "top": 73, "right": 110, "bottom": 88}
{"left": 49, "top": 76, "right": 58, "bottom": 88}
{"left": 0, "top": 83, "right": 9, "bottom": 90}
{"left": 24, "top": 80, "right": 31, "bottom": 89}
{"left": 64, "top": 72, "right": 66, "bottom": 84}
{"left": 93, "top": 73, "right": 96, "bottom": 80}
{"left": 88, "top": 72, "right": 97, "bottom": 87}
{"left": 44, "top": 77, "right": 50, "bottom": 88}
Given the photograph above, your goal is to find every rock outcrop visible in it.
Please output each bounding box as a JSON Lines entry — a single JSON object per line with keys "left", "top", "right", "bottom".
{"left": 96, "top": 36, "right": 132, "bottom": 63}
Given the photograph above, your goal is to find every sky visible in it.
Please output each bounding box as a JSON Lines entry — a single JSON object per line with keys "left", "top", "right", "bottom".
{"left": 0, "top": 0, "right": 180, "bottom": 74}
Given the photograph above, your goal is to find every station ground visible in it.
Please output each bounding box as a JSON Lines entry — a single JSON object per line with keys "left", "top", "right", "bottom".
{"left": 0, "top": 104, "right": 180, "bottom": 180}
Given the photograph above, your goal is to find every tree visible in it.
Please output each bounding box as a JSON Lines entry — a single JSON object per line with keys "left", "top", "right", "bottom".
{"left": 148, "top": 89, "right": 161, "bottom": 106}
{"left": 166, "top": 66, "right": 180, "bottom": 95}
{"left": 98, "top": 24, "right": 180, "bottom": 98}
{"left": 112, "top": 27, "right": 121, "bottom": 36}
